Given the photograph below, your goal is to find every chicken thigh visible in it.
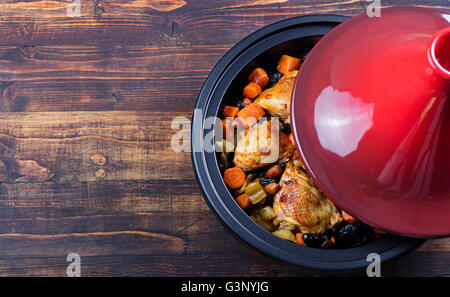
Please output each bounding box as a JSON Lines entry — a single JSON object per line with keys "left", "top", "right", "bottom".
{"left": 273, "top": 161, "right": 342, "bottom": 234}
{"left": 233, "top": 120, "right": 293, "bottom": 172}
{"left": 254, "top": 70, "right": 297, "bottom": 122}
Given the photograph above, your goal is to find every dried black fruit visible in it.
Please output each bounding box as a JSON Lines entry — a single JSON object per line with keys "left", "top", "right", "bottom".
{"left": 267, "top": 72, "right": 283, "bottom": 88}
{"left": 335, "top": 223, "right": 374, "bottom": 248}
{"left": 281, "top": 123, "right": 291, "bottom": 134}
{"left": 302, "top": 233, "right": 323, "bottom": 248}
{"left": 321, "top": 239, "right": 334, "bottom": 249}
{"left": 259, "top": 176, "right": 276, "bottom": 187}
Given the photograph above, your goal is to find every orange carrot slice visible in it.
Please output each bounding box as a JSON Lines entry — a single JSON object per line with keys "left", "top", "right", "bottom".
{"left": 248, "top": 67, "right": 269, "bottom": 89}
{"left": 342, "top": 210, "right": 357, "bottom": 223}
{"left": 237, "top": 103, "right": 265, "bottom": 128}
{"left": 222, "top": 118, "right": 235, "bottom": 141}
{"left": 243, "top": 82, "right": 262, "bottom": 99}
{"left": 223, "top": 167, "right": 246, "bottom": 189}
{"left": 277, "top": 55, "right": 301, "bottom": 75}
{"left": 295, "top": 233, "right": 307, "bottom": 246}
{"left": 223, "top": 105, "right": 239, "bottom": 118}
{"left": 236, "top": 193, "right": 252, "bottom": 209}
{"left": 242, "top": 98, "right": 253, "bottom": 106}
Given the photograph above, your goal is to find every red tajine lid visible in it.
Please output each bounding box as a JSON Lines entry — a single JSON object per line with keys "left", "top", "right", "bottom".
{"left": 291, "top": 7, "right": 450, "bottom": 238}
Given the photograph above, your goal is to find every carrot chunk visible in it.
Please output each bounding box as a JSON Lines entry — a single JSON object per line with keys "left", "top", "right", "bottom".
{"left": 223, "top": 167, "right": 246, "bottom": 189}
{"left": 277, "top": 55, "right": 301, "bottom": 75}
{"left": 295, "top": 233, "right": 307, "bottom": 246}
{"left": 288, "top": 133, "right": 296, "bottom": 148}
{"left": 222, "top": 118, "right": 235, "bottom": 141}
{"left": 223, "top": 106, "right": 239, "bottom": 118}
{"left": 248, "top": 67, "right": 269, "bottom": 89}
{"left": 242, "top": 98, "right": 253, "bottom": 106}
{"left": 237, "top": 103, "right": 265, "bottom": 128}
{"left": 236, "top": 193, "right": 252, "bottom": 209}
{"left": 342, "top": 210, "right": 357, "bottom": 223}
{"left": 243, "top": 82, "right": 262, "bottom": 99}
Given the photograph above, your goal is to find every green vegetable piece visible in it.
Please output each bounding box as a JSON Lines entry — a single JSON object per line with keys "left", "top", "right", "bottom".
{"left": 258, "top": 206, "right": 277, "bottom": 221}
{"left": 235, "top": 174, "right": 253, "bottom": 195}
{"left": 272, "top": 229, "right": 295, "bottom": 242}
{"left": 252, "top": 214, "right": 275, "bottom": 232}
{"left": 244, "top": 181, "right": 267, "bottom": 205}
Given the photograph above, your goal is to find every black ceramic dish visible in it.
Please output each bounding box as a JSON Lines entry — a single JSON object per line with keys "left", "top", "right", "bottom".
{"left": 191, "top": 14, "right": 424, "bottom": 271}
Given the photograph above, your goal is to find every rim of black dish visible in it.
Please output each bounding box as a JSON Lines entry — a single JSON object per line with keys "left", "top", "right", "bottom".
{"left": 191, "top": 14, "right": 424, "bottom": 271}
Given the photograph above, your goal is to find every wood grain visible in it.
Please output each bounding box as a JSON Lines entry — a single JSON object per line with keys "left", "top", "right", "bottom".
{"left": 0, "top": 111, "right": 193, "bottom": 182}
{"left": 0, "top": 45, "right": 225, "bottom": 112}
{"left": 0, "top": 0, "right": 449, "bottom": 277}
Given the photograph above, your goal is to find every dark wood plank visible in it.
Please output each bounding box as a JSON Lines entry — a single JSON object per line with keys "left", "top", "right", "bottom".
{"left": 0, "top": 251, "right": 449, "bottom": 277}
{"left": 0, "top": 178, "right": 449, "bottom": 276}
{"left": 0, "top": 45, "right": 226, "bottom": 112}
{"left": 0, "top": 0, "right": 373, "bottom": 46}
{"left": 0, "top": 111, "right": 193, "bottom": 182}
{"left": 0, "top": 0, "right": 447, "bottom": 46}
{"left": 0, "top": 1, "right": 448, "bottom": 113}
{"left": 0, "top": 180, "right": 208, "bottom": 217}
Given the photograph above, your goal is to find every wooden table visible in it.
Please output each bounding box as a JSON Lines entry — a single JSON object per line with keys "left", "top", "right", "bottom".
{"left": 0, "top": 0, "right": 449, "bottom": 277}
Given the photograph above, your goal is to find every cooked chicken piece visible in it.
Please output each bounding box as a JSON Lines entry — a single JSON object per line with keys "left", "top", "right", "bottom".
{"left": 273, "top": 161, "right": 342, "bottom": 234}
{"left": 233, "top": 120, "right": 293, "bottom": 172}
{"left": 291, "top": 149, "right": 305, "bottom": 170}
{"left": 254, "top": 70, "right": 297, "bottom": 122}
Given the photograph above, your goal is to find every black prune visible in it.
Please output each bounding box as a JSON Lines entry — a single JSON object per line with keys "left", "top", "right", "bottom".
{"left": 259, "top": 176, "right": 276, "bottom": 187}
{"left": 324, "top": 229, "right": 334, "bottom": 238}
{"left": 321, "top": 239, "right": 334, "bottom": 249}
{"left": 302, "top": 233, "right": 323, "bottom": 248}
{"left": 320, "top": 233, "right": 330, "bottom": 242}
{"left": 267, "top": 72, "right": 283, "bottom": 88}
{"left": 252, "top": 168, "right": 281, "bottom": 186}
{"left": 335, "top": 223, "right": 374, "bottom": 248}
{"left": 281, "top": 123, "right": 291, "bottom": 134}
{"left": 218, "top": 152, "right": 233, "bottom": 173}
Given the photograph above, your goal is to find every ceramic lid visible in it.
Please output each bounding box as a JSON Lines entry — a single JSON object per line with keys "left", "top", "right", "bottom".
{"left": 291, "top": 7, "right": 450, "bottom": 237}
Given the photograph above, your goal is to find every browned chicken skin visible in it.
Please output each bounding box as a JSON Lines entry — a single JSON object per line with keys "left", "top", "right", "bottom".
{"left": 273, "top": 161, "right": 342, "bottom": 234}
{"left": 232, "top": 68, "right": 342, "bottom": 236}
{"left": 233, "top": 120, "right": 293, "bottom": 172}
{"left": 254, "top": 70, "right": 297, "bottom": 122}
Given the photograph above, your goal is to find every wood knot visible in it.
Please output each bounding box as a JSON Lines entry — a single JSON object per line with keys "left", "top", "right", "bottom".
{"left": 14, "top": 160, "right": 53, "bottom": 182}
{"left": 111, "top": 92, "right": 123, "bottom": 103}
{"left": 20, "top": 45, "right": 37, "bottom": 59}
{"left": 94, "top": 0, "right": 106, "bottom": 19}
{"left": 1, "top": 83, "right": 27, "bottom": 112}
{"left": 91, "top": 154, "right": 107, "bottom": 166}
{"left": 17, "top": 24, "right": 33, "bottom": 39}
{"left": 3, "top": 83, "right": 17, "bottom": 102}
